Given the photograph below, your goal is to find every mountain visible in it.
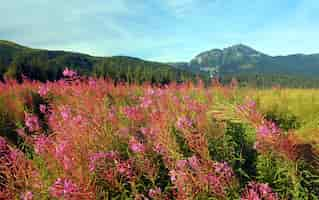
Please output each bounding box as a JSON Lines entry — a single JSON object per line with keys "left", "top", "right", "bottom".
{"left": 0, "top": 40, "right": 195, "bottom": 83}
{"left": 170, "top": 44, "right": 319, "bottom": 78}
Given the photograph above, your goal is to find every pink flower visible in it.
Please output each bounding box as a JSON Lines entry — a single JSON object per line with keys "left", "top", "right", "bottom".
{"left": 257, "top": 125, "right": 271, "bottom": 136}
{"left": 257, "top": 122, "right": 279, "bottom": 136}
{"left": 241, "top": 182, "right": 278, "bottom": 200}
{"left": 140, "top": 97, "right": 152, "bottom": 108}
{"left": 176, "top": 116, "right": 193, "bottom": 130}
{"left": 123, "top": 106, "right": 144, "bottom": 121}
{"left": 60, "top": 106, "right": 71, "bottom": 120}
{"left": 0, "top": 137, "right": 10, "bottom": 157}
{"left": 187, "top": 155, "right": 200, "bottom": 170}
{"left": 50, "top": 178, "right": 79, "bottom": 199}
{"left": 38, "top": 85, "right": 49, "bottom": 97}
{"left": 176, "top": 159, "right": 188, "bottom": 169}
{"left": 55, "top": 142, "right": 74, "bottom": 170}
{"left": 8, "top": 149, "right": 22, "bottom": 163}
{"left": 25, "top": 112, "right": 40, "bottom": 132}
{"left": 148, "top": 187, "right": 161, "bottom": 198}
{"left": 153, "top": 143, "right": 166, "bottom": 155}
{"left": 63, "top": 68, "right": 77, "bottom": 77}
{"left": 129, "top": 138, "right": 145, "bottom": 153}
{"left": 212, "top": 161, "right": 233, "bottom": 181}
{"left": 39, "top": 104, "right": 47, "bottom": 113}
{"left": 21, "top": 191, "right": 33, "bottom": 200}
{"left": 116, "top": 160, "right": 133, "bottom": 178}
{"left": 169, "top": 170, "right": 178, "bottom": 182}
{"left": 88, "top": 77, "right": 96, "bottom": 86}
{"left": 34, "top": 135, "right": 51, "bottom": 154}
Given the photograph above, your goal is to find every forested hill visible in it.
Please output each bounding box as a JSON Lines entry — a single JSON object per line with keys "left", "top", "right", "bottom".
{"left": 168, "top": 44, "right": 319, "bottom": 87}
{"left": 0, "top": 40, "right": 196, "bottom": 83}
{"left": 172, "top": 44, "right": 319, "bottom": 76}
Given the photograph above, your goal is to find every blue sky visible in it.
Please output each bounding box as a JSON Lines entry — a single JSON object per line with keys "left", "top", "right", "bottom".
{"left": 0, "top": 0, "right": 318, "bottom": 61}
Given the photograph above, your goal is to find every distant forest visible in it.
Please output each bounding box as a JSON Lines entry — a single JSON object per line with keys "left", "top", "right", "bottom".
{"left": 1, "top": 40, "right": 319, "bottom": 88}
{"left": 0, "top": 40, "right": 196, "bottom": 84}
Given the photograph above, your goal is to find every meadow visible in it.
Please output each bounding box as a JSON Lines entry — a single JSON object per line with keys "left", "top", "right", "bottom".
{"left": 0, "top": 69, "right": 318, "bottom": 200}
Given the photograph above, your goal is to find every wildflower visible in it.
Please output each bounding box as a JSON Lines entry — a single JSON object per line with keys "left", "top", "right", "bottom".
{"left": 25, "top": 112, "right": 40, "bottom": 132}
{"left": 169, "top": 170, "right": 178, "bottom": 182}
{"left": 38, "top": 85, "right": 49, "bottom": 97}
{"left": 39, "top": 104, "right": 47, "bottom": 113}
{"left": 55, "top": 142, "right": 74, "bottom": 170}
{"left": 21, "top": 191, "right": 33, "bottom": 200}
{"left": 50, "top": 178, "right": 79, "bottom": 199}
{"left": 8, "top": 149, "right": 22, "bottom": 163}
{"left": 141, "top": 127, "right": 158, "bottom": 138}
{"left": 116, "top": 160, "right": 133, "bottom": 178}
{"left": 148, "top": 187, "right": 161, "bottom": 199}
{"left": 176, "top": 116, "right": 193, "bottom": 130}
{"left": 34, "top": 135, "right": 51, "bottom": 154}
{"left": 140, "top": 97, "right": 152, "bottom": 108}
{"left": 88, "top": 77, "right": 96, "bottom": 86}
{"left": 257, "top": 122, "right": 278, "bottom": 136}
{"left": 212, "top": 161, "right": 233, "bottom": 181}
{"left": 0, "top": 137, "right": 10, "bottom": 157}
{"left": 63, "top": 68, "right": 77, "bottom": 77}
{"left": 153, "top": 143, "right": 166, "bottom": 155}
{"left": 241, "top": 182, "right": 278, "bottom": 200}
{"left": 187, "top": 155, "right": 200, "bottom": 170}
{"left": 60, "top": 106, "right": 71, "bottom": 120}
{"left": 123, "top": 106, "right": 144, "bottom": 121}
{"left": 129, "top": 138, "right": 145, "bottom": 153}
{"left": 176, "top": 159, "right": 188, "bottom": 169}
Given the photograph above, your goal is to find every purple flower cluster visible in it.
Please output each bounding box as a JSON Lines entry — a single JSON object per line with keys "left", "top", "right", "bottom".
{"left": 241, "top": 182, "right": 278, "bottom": 200}
{"left": 25, "top": 112, "right": 40, "bottom": 132}
{"left": 63, "top": 68, "right": 77, "bottom": 77}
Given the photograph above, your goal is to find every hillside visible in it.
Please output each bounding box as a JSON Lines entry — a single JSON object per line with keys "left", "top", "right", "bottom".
{"left": 0, "top": 40, "right": 195, "bottom": 83}
{"left": 180, "top": 44, "right": 319, "bottom": 75}
{"left": 168, "top": 44, "right": 319, "bottom": 87}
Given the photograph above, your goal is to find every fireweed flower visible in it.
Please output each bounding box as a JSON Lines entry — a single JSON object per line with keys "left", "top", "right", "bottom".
{"left": 241, "top": 182, "right": 278, "bottom": 200}
{"left": 25, "top": 112, "right": 40, "bottom": 132}
{"left": 123, "top": 106, "right": 144, "bottom": 121}
{"left": 50, "top": 178, "right": 79, "bottom": 199}
{"left": 129, "top": 137, "right": 145, "bottom": 153}
{"left": 176, "top": 159, "right": 188, "bottom": 169}
{"left": 0, "top": 137, "right": 10, "bottom": 157}
{"left": 257, "top": 122, "right": 278, "bottom": 137}
{"left": 21, "top": 191, "right": 33, "bottom": 200}
{"left": 116, "top": 160, "right": 133, "bottom": 178}
{"left": 39, "top": 104, "right": 47, "bottom": 113}
{"left": 153, "top": 143, "right": 166, "bottom": 155}
{"left": 148, "top": 187, "right": 161, "bottom": 198}
{"left": 187, "top": 155, "right": 200, "bottom": 170}
{"left": 55, "top": 142, "right": 74, "bottom": 170}
{"left": 8, "top": 149, "right": 23, "bottom": 163}
{"left": 63, "top": 68, "right": 77, "bottom": 77}
{"left": 60, "top": 106, "right": 71, "bottom": 120}
{"left": 140, "top": 127, "right": 158, "bottom": 139}
{"left": 140, "top": 96, "right": 152, "bottom": 108}
{"left": 38, "top": 85, "right": 49, "bottom": 97}
{"left": 169, "top": 170, "right": 178, "bottom": 182}
{"left": 212, "top": 161, "right": 233, "bottom": 181}
{"left": 176, "top": 116, "right": 193, "bottom": 130}
{"left": 34, "top": 135, "right": 51, "bottom": 154}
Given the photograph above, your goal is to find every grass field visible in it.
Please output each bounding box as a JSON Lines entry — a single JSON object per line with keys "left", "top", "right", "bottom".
{"left": 0, "top": 71, "right": 318, "bottom": 199}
